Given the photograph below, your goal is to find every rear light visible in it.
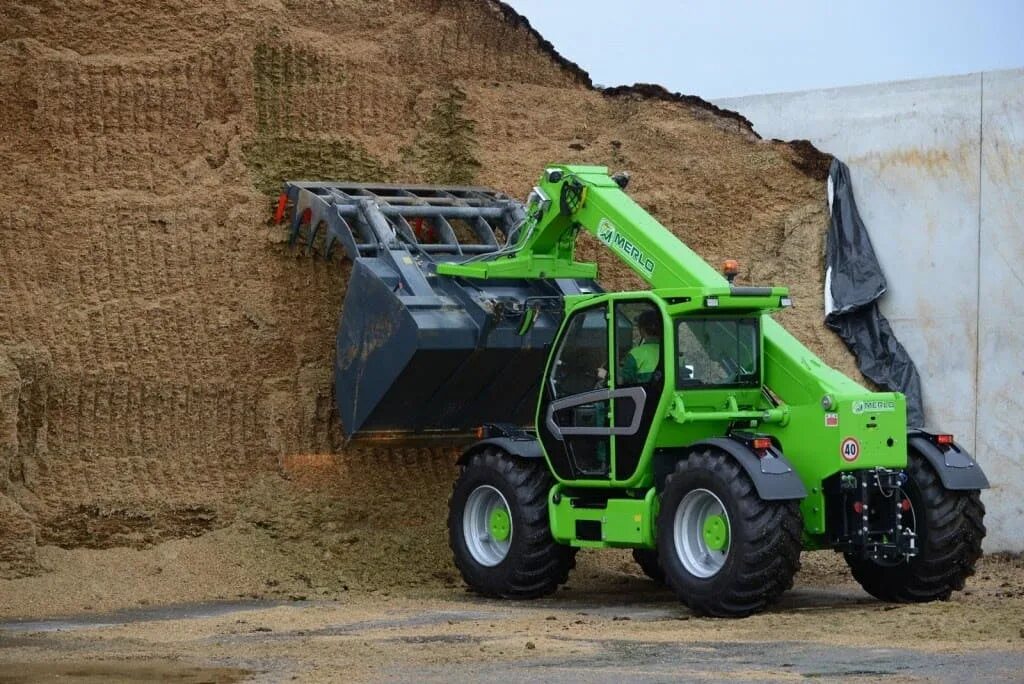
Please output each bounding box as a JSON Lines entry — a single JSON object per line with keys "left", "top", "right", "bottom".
{"left": 475, "top": 426, "right": 486, "bottom": 439}
{"left": 853, "top": 501, "right": 864, "bottom": 514}
{"left": 752, "top": 437, "right": 772, "bottom": 452}
{"left": 901, "top": 498, "right": 911, "bottom": 512}
{"left": 935, "top": 434, "right": 954, "bottom": 446}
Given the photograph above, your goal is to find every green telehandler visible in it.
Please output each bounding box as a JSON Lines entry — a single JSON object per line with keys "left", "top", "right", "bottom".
{"left": 278, "top": 164, "right": 987, "bottom": 617}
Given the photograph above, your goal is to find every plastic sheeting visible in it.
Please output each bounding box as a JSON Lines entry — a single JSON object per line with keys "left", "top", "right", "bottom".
{"left": 825, "top": 158, "right": 925, "bottom": 427}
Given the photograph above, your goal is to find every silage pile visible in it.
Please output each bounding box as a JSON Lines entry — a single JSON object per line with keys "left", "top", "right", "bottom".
{"left": 0, "top": 0, "right": 854, "bottom": 589}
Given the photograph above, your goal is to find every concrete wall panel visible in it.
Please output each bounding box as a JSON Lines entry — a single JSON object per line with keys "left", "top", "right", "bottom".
{"left": 718, "top": 69, "right": 1024, "bottom": 550}
{"left": 977, "top": 69, "right": 1024, "bottom": 550}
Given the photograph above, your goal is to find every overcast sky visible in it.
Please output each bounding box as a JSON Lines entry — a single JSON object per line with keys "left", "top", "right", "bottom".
{"left": 503, "top": 1, "right": 1024, "bottom": 99}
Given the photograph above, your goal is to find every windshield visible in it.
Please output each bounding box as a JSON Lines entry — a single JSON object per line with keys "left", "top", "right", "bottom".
{"left": 676, "top": 318, "right": 759, "bottom": 388}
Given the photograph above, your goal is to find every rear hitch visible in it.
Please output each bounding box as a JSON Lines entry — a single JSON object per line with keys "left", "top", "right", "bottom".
{"left": 827, "top": 467, "right": 919, "bottom": 563}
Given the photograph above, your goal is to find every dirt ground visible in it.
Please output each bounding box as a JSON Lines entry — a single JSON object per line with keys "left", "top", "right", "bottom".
{"left": 1, "top": 551, "right": 1023, "bottom": 682}
{"left": 1, "top": 454, "right": 1022, "bottom": 680}
{"left": 3, "top": 458, "right": 1021, "bottom": 680}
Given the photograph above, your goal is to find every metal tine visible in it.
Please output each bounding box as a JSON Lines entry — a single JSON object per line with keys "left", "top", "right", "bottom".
{"left": 289, "top": 186, "right": 314, "bottom": 247}
{"left": 295, "top": 188, "right": 351, "bottom": 259}
{"left": 324, "top": 188, "right": 375, "bottom": 249}
{"left": 472, "top": 215, "right": 499, "bottom": 246}
{"left": 416, "top": 209, "right": 466, "bottom": 254}
{"left": 436, "top": 189, "right": 499, "bottom": 246}
{"left": 326, "top": 208, "right": 359, "bottom": 259}
{"left": 306, "top": 202, "right": 325, "bottom": 256}
{"left": 432, "top": 215, "right": 464, "bottom": 256}
{"left": 388, "top": 188, "right": 426, "bottom": 249}
{"left": 390, "top": 213, "right": 422, "bottom": 247}
{"left": 391, "top": 187, "right": 466, "bottom": 257}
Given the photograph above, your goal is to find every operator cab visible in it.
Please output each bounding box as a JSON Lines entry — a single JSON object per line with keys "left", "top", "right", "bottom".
{"left": 538, "top": 286, "right": 789, "bottom": 486}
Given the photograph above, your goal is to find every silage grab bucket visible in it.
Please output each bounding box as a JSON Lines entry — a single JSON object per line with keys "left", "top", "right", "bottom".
{"left": 275, "top": 181, "right": 600, "bottom": 439}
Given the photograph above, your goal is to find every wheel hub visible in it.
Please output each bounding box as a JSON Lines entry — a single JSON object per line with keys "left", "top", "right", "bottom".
{"left": 702, "top": 514, "right": 729, "bottom": 551}
{"left": 489, "top": 507, "right": 511, "bottom": 541}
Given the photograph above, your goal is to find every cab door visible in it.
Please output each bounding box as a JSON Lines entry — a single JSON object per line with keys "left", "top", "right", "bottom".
{"left": 610, "top": 299, "right": 667, "bottom": 481}
{"left": 537, "top": 300, "right": 658, "bottom": 483}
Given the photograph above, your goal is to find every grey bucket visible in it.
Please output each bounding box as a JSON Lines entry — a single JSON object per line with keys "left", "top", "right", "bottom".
{"left": 279, "top": 181, "right": 600, "bottom": 438}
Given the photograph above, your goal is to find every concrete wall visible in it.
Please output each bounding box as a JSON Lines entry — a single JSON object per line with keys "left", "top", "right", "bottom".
{"left": 718, "top": 69, "right": 1024, "bottom": 551}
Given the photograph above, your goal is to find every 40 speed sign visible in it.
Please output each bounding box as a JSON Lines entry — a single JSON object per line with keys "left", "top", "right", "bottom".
{"left": 840, "top": 437, "right": 860, "bottom": 462}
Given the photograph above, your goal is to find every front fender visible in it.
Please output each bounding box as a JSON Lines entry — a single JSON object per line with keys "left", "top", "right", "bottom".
{"left": 457, "top": 436, "right": 543, "bottom": 465}
{"left": 908, "top": 430, "right": 989, "bottom": 490}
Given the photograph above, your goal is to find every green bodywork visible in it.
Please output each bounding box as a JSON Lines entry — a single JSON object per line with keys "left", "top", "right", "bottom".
{"left": 440, "top": 165, "right": 908, "bottom": 551}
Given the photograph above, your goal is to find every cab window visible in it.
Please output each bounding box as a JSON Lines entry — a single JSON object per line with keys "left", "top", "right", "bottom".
{"left": 676, "top": 317, "right": 759, "bottom": 388}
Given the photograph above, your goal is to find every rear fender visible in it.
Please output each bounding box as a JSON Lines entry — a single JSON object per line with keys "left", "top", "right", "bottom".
{"left": 908, "top": 429, "right": 989, "bottom": 490}
{"left": 663, "top": 437, "right": 807, "bottom": 501}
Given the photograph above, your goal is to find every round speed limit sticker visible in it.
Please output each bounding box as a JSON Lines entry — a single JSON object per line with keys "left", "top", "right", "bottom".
{"left": 840, "top": 437, "right": 860, "bottom": 462}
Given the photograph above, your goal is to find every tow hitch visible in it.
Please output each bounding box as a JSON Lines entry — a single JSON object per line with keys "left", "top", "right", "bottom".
{"left": 828, "top": 467, "right": 919, "bottom": 564}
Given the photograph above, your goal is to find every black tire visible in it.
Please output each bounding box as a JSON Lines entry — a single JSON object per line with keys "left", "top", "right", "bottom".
{"left": 845, "top": 450, "right": 986, "bottom": 602}
{"left": 448, "top": 447, "right": 573, "bottom": 598}
{"left": 632, "top": 548, "right": 665, "bottom": 584}
{"left": 657, "top": 449, "right": 803, "bottom": 618}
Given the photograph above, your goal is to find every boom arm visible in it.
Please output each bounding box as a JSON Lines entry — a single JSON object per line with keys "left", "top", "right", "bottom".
{"left": 437, "top": 165, "right": 724, "bottom": 288}
{"left": 438, "top": 164, "right": 865, "bottom": 404}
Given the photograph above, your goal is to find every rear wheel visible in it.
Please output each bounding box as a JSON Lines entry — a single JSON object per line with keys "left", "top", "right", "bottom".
{"left": 845, "top": 450, "right": 985, "bottom": 602}
{"left": 632, "top": 548, "right": 665, "bottom": 584}
{"left": 657, "top": 449, "right": 803, "bottom": 617}
{"left": 448, "top": 448, "right": 573, "bottom": 598}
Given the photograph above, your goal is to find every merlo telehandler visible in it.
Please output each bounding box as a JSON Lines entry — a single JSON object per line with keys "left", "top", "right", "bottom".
{"left": 277, "top": 164, "right": 987, "bottom": 617}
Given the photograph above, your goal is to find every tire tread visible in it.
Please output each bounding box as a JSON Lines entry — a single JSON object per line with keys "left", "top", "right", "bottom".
{"left": 657, "top": 449, "right": 803, "bottom": 617}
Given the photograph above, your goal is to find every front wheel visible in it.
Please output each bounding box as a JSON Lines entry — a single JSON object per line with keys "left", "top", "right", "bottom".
{"left": 448, "top": 448, "right": 573, "bottom": 598}
{"left": 845, "top": 450, "right": 986, "bottom": 602}
{"left": 657, "top": 449, "right": 803, "bottom": 617}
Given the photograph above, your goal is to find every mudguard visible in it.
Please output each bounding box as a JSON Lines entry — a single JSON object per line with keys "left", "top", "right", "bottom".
{"left": 457, "top": 425, "right": 544, "bottom": 465}
{"left": 908, "top": 430, "right": 989, "bottom": 490}
{"left": 681, "top": 437, "right": 808, "bottom": 500}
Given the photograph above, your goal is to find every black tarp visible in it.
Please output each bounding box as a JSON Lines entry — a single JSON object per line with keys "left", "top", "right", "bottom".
{"left": 825, "top": 158, "right": 924, "bottom": 427}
